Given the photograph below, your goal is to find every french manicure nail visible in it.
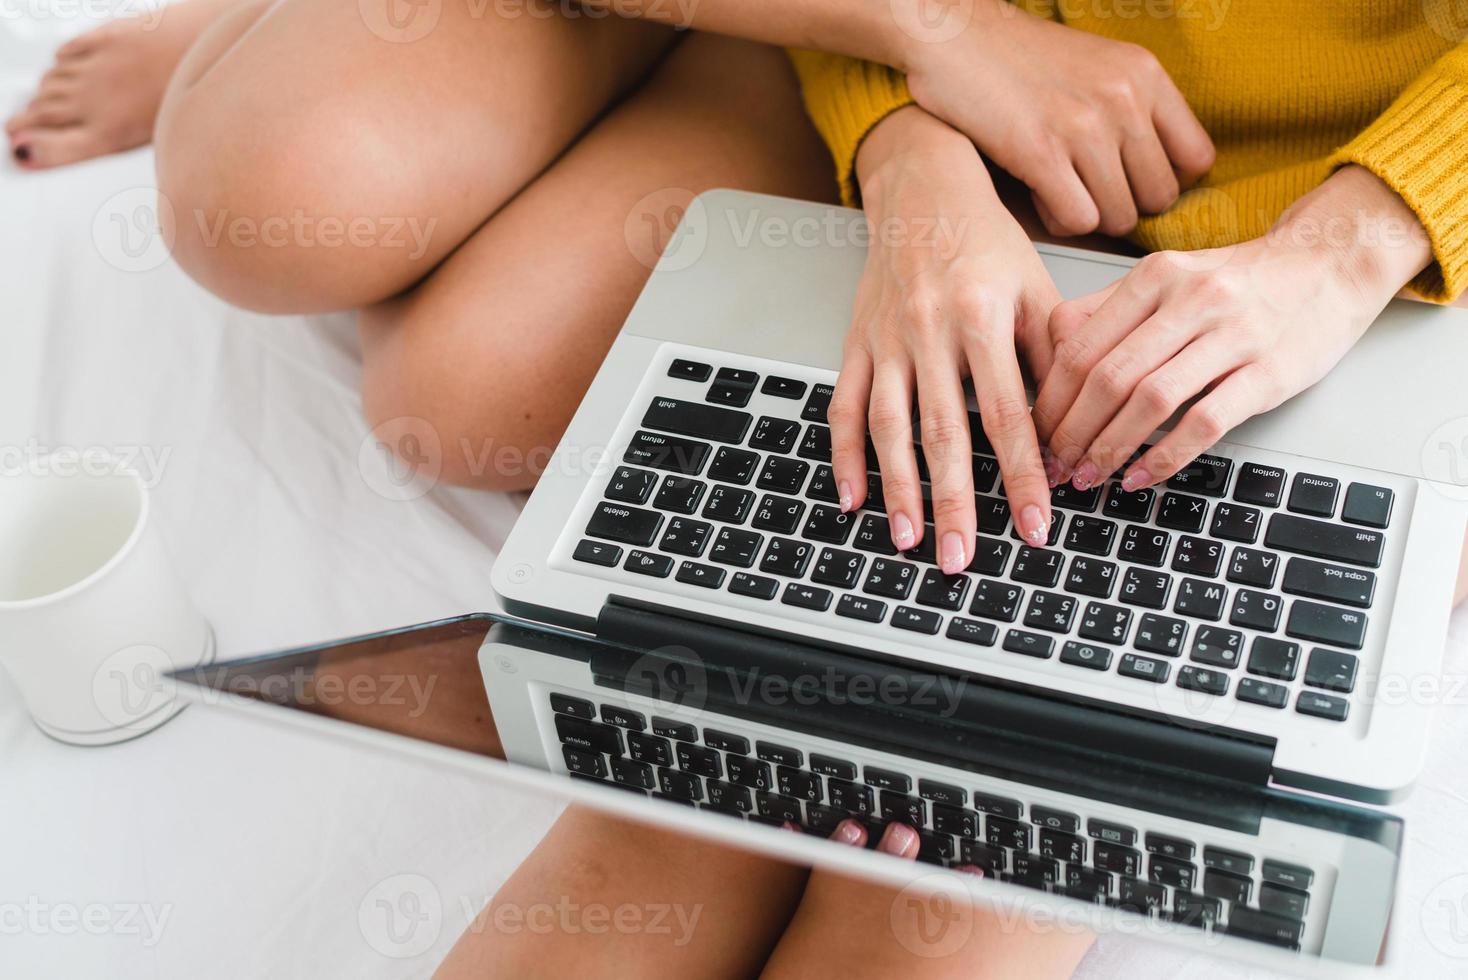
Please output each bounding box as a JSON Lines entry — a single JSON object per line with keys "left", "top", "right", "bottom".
{"left": 954, "top": 865, "right": 986, "bottom": 878}
{"left": 1019, "top": 504, "right": 1048, "bottom": 545}
{"left": 940, "top": 531, "right": 966, "bottom": 574}
{"left": 892, "top": 512, "right": 915, "bottom": 548}
{"left": 1122, "top": 468, "right": 1153, "bottom": 492}
{"left": 878, "top": 822, "right": 918, "bottom": 855}
{"left": 1041, "top": 450, "right": 1063, "bottom": 488}
{"left": 838, "top": 480, "right": 854, "bottom": 512}
{"left": 1071, "top": 460, "right": 1100, "bottom": 491}
{"left": 834, "top": 820, "right": 865, "bottom": 845}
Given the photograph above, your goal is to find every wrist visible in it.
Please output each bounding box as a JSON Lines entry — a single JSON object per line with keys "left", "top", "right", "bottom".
{"left": 856, "top": 107, "right": 989, "bottom": 213}
{"left": 885, "top": 0, "right": 1014, "bottom": 72}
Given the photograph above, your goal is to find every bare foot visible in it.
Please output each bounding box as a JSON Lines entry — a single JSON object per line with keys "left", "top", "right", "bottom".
{"left": 6, "top": 1, "right": 233, "bottom": 169}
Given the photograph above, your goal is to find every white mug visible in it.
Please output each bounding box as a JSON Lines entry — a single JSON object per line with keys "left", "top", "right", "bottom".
{"left": 0, "top": 451, "right": 213, "bottom": 744}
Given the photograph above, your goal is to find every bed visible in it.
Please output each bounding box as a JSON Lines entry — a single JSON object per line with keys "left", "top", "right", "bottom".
{"left": 4, "top": 6, "right": 1466, "bottom": 976}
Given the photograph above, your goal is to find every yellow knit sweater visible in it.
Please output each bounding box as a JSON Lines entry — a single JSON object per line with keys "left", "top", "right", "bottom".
{"left": 789, "top": 1, "right": 1468, "bottom": 301}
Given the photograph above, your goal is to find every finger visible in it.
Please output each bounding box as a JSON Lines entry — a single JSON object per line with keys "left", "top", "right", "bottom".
{"left": 1121, "top": 129, "right": 1181, "bottom": 216}
{"left": 1073, "top": 143, "right": 1139, "bottom": 238}
{"left": 1122, "top": 363, "right": 1273, "bottom": 489}
{"left": 868, "top": 361, "right": 923, "bottom": 551}
{"left": 1076, "top": 330, "right": 1253, "bottom": 485}
{"left": 1049, "top": 313, "right": 1198, "bottom": 490}
{"left": 830, "top": 819, "right": 868, "bottom": 847}
{"left": 1015, "top": 278, "right": 1062, "bottom": 387}
{"left": 1024, "top": 162, "right": 1100, "bottom": 238}
{"left": 828, "top": 342, "right": 874, "bottom": 513}
{"left": 966, "top": 322, "right": 1051, "bottom": 546}
{"left": 913, "top": 342, "right": 976, "bottom": 574}
{"left": 1151, "top": 89, "right": 1215, "bottom": 189}
{"left": 875, "top": 822, "right": 920, "bottom": 859}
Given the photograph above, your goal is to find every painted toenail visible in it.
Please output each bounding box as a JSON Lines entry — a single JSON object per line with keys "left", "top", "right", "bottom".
{"left": 13, "top": 145, "right": 30, "bottom": 162}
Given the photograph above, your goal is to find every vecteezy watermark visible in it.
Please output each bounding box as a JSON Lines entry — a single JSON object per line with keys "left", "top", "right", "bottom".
{"left": 92, "top": 187, "right": 176, "bottom": 274}
{"left": 1047, "top": 0, "right": 1232, "bottom": 31}
{"left": 890, "top": 0, "right": 976, "bottom": 45}
{"left": 188, "top": 663, "right": 441, "bottom": 718}
{"left": 1422, "top": 873, "right": 1468, "bottom": 958}
{"left": 1421, "top": 415, "right": 1468, "bottom": 503}
{"left": 0, "top": 898, "right": 173, "bottom": 947}
{"left": 466, "top": 897, "right": 703, "bottom": 946}
{"left": 192, "top": 209, "right": 437, "bottom": 261}
{"left": 359, "top": 874, "right": 444, "bottom": 959}
{"left": 724, "top": 665, "right": 968, "bottom": 716}
{"left": 0, "top": 441, "right": 172, "bottom": 489}
{"left": 890, "top": 874, "right": 976, "bottom": 958}
{"left": 0, "top": 0, "right": 166, "bottom": 28}
{"left": 356, "top": 0, "right": 697, "bottom": 43}
{"left": 1424, "top": 0, "right": 1468, "bottom": 43}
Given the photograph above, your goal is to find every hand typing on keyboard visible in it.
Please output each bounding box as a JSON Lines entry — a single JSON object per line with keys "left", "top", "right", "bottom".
{"left": 828, "top": 107, "right": 1061, "bottom": 575}
{"left": 1031, "top": 165, "right": 1434, "bottom": 495}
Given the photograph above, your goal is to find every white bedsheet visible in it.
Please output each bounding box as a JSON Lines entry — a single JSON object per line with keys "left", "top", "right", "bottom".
{"left": 3, "top": 10, "right": 1466, "bottom": 977}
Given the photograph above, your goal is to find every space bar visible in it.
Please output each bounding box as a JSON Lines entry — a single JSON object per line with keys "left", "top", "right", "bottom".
{"left": 642, "top": 398, "right": 751, "bottom": 443}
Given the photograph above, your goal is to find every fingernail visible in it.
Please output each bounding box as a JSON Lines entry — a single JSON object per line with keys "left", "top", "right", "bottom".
{"left": 954, "top": 864, "right": 986, "bottom": 878}
{"left": 1018, "top": 504, "right": 1048, "bottom": 545}
{"left": 782, "top": 820, "right": 802, "bottom": 833}
{"left": 878, "top": 822, "right": 918, "bottom": 856}
{"left": 838, "top": 480, "right": 854, "bottom": 512}
{"left": 1071, "top": 460, "right": 1100, "bottom": 491}
{"left": 892, "top": 512, "right": 915, "bottom": 548}
{"left": 940, "top": 532, "right": 967, "bottom": 574}
{"left": 833, "top": 819, "right": 865, "bottom": 846}
{"left": 1122, "top": 468, "right": 1153, "bottom": 492}
{"left": 13, "top": 144, "right": 30, "bottom": 163}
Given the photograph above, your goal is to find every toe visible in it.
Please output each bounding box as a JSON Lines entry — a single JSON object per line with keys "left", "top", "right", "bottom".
{"left": 6, "top": 100, "right": 81, "bottom": 135}
{"left": 9, "top": 126, "right": 107, "bottom": 169}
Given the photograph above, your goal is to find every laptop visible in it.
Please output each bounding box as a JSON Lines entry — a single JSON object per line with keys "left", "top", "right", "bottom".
{"left": 176, "top": 190, "right": 1467, "bottom": 971}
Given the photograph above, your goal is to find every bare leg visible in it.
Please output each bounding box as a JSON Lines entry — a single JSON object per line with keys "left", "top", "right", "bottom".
{"left": 357, "top": 31, "right": 835, "bottom": 487}
{"left": 435, "top": 806, "right": 808, "bottom": 979}
{"left": 1456, "top": 531, "right": 1468, "bottom": 607}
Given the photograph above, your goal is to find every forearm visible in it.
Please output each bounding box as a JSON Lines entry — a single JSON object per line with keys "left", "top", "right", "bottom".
{"left": 855, "top": 106, "right": 994, "bottom": 217}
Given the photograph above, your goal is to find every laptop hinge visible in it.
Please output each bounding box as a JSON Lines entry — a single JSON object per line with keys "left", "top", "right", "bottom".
{"left": 593, "top": 597, "right": 1275, "bottom": 789}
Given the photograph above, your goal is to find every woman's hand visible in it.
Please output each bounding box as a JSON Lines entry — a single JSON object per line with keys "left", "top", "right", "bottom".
{"left": 830, "top": 106, "right": 1059, "bottom": 575}
{"left": 1033, "top": 165, "right": 1434, "bottom": 492}
{"left": 900, "top": 0, "right": 1214, "bottom": 239}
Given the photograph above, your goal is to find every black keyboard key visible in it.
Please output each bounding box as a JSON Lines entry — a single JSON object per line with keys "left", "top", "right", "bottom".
{"left": 1023, "top": 591, "right": 1077, "bottom": 632}
{"left": 1304, "top": 648, "right": 1358, "bottom": 692}
{"left": 1296, "top": 690, "right": 1350, "bottom": 721}
{"left": 573, "top": 539, "right": 622, "bottom": 567}
{"left": 892, "top": 605, "right": 943, "bottom": 635}
{"left": 587, "top": 501, "right": 664, "bottom": 547}
{"left": 1266, "top": 513, "right": 1384, "bottom": 568}
{"left": 1259, "top": 883, "right": 1310, "bottom": 920}
{"left": 561, "top": 745, "right": 606, "bottom": 778}
{"left": 1119, "top": 567, "right": 1172, "bottom": 609}
{"left": 852, "top": 514, "right": 898, "bottom": 555}
{"left": 1087, "top": 819, "right": 1137, "bottom": 846}
{"left": 599, "top": 705, "right": 646, "bottom": 730}
{"left": 715, "top": 367, "right": 758, "bottom": 388}
{"left": 756, "top": 791, "right": 803, "bottom": 823}
{"left": 1003, "top": 628, "right": 1055, "bottom": 658}
{"left": 1031, "top": 806, "right": 1080, "bottom": 833}
{"left": 776, "top": 767, "right": 821, "bottom": 803}
{"left": 1060, "top": 640, "right": 1113, "bottom": 670}
{"left": 1210, "top": 502, "right": 1261, "bottom": 543}
{"left": 918, "top": 780, "right": 966, "bottom": 806}
{"left": 1288, "top": 472, "right": 1339, "bottom": 516}
{"left": 1103, "top": 483, "right": 1155, "bottom": 522}
{"left": 1190, "top": 625, "right": 1243, "bottom": 668}
{"left": 611, "top": 757, "right": 656, "bottom": 789}
{"left": 758, "top": 742, "right": 803, "bottom": 767}
{"left": 1119, "top": 653, "right": 1169, "bottom": 682}
{"left": 1282, "top": 557, "right": 1376, "bottom": 608}
{"left": 1135, "top": 613, "right": 1187, "bottom": 656}
{"left": 798, "top": 424, "right": 832, "bottom": 462}
{"left": 1064, "top": 515, "right": 1117, "bottom": 556}
{"left": 986, "top": 815, "right": 1033, "bottom": 851}
{"left": 781, "top": 582, "right": 833, "bottom": 611}
{"left": 1227, "top": 547, "right": 1280, "bottom": 588}
{"left": 975, "top": 496, "right": 1011, "bottom": 535}
{"left": 606, "top": 466, "right": 656, "bottom": 504}
{"left": 1093, "top": 841, "right": 1140, "bottom": 877}
{"left": 726, "top": 755, "right": 773, "bottom": 791}
{"left": 1119, "top": 525, "right": 1170, "bottom": 567}
{"left": 1065, "top": 867, "right": 1112, "bottom": 901}
{"left": 1236, "top": 677, "right": 1288, "bottom": 708}
{"left": 676, "top": 742, "right": 722, "bottom": 778}
{"left": 1262, "top": 860, "right": 1314, "bottom": 890}
{"left": 1178, "top": 665, "right": 1229, "bottom": 695}
{"left": 863, "top": 557, "right": 917, "bottom": 598}
{"left": 675, "top": 561, "right": 725, "bottom": 589}
{"left": 804, "top": 803, "right": 847, "bottom": 835}
{"left": 658, "top": 767, "right": 702, "bottom": 801}
{"left": 966, "top": 539, "right": 1012, "bottom": 576}
{"left": 556, "top": 713, "right": 624, "bottom": 755}
{"left": 1168, "top": 453, "right": 1232, "bottom": 497}
{"left": 625, "top": 550, "right": 674, "bottom": 578}
{"left": 1342, "top": 482, "right": 1393, "bottom": 528}
{"left": 1247, "top": 636, "right": 1300, "bottom": 680}
{"left": 803, "top": 504, "right": 855, "bottom": 544}
{"left": 707, "top": 446, "right": 759, "bottom": 485}
{"left": 1078, "top": 602, "right": 1131, "bottom": 645}
{"left": 1118, "top": 878, "right": 1166, "bottom": 913}
{"left": 1173, "top": 893, "right": 1221, "bottom": 928}
{"left": 968, "top": 578, "right": 1024, "bottom": 621}
{"left": 828, "top": 778, "right": 874, "bottom": 815}
{"left": 762, "top": 375, "right": 807, "bottom": 399}
{"left": 881, "top": 791, "right": 926, "bottom": 827}
{"left": 703, "top": 484, "right": 755, "bottom": 524}
{"left": 627, "top": 731, "right": 673, "bottom": 767}
{"left": 1202, "top": 847, "right": 1254, "bottom": 876}
{"left": 805, "top": 464, "right": 839, "bottom": 504}
{"left": 652, "top": 717, "right": 698, "bottom": 741}
{"left": 932, "top": 803, "right": 980, "bottom": 838}
{"left": 749, "top": 416, "right": 802, "bottom": 454}
{"left": 1174, "top": 577, "right": 1227, "bottom": 620}
{"left": 1012, "top": 546, "right": 1064, "bottom": 587}
{"left": 1011, "top": 853, "right": 1059, "bottom": 884}
{"left": 660, "top": 517, "right": 712, "bottom": 557}
{"left": 960, "top": 840, "right": 1007, "bottom": 875}
{"left": 756, "top": 456, "right": 809, "bottom": 495}
{"left": 811, "top": 754, "right": 858, "bottom": 780}
{"left": 710, "top": 528, "right": 763, "bottom": 567}
{"left": 1051, "top": 481, "right": 1102, "bottom": 512}
{"left": 761, "top": 537, "right": 815, "bottom": 578}
{"left": 668, "top": 358, "right": 712, "bottom": 382}
{"left": 1039, "top": 828, "right": 1087, "bottom": 863}
{"left": 704, "top": 729, "right": 749, "bottom": 754}
{"left": 550, "top": 693, "right": 596, "bottom": 720}
{"left": 971, "top": 793, "right": 1023, "bottom": 820}
{"left": 644, "top": 397, "right": 752, "bottom": 444}
{"left": 654, "top": 474, "right": 707, "bottom": 514}
{"left": 1234, "top": 463, "right": 1285, "bottom": 507}
{"left": 705, "top": 779, "right": 753, "bottom": 812}
{"left": 947, "top": 617, "right": 998, "bottom": 646}
{"left": 729, "top": 571, "right": 779, "bottom": 599}
{"left": 752, "top": 494, "right": 806, "bottom": 534}
{"left": 1157, "top": 491, "right": 1208, "bottom": 532}
{"left": 1287, "top": 600, "right": 1367, "bottom": 649}
{"left": 1148, "top": 855, "right": 1197, "bottom": 890}
{"left": 916, "top": 569, "right": 970, "bottom": 610}
{"left": 812, "top": 548, "right": 865, "bottom": 589}
{"left": 1228, "top": 588, "right": 1282, "bottom": 631}
{"left": 802, "top": 383, "right": 834, "bottom": 423}
{"left": 624, "top": 431, "right": 711, "bottom": 474}
{"left": 1064, "top": 556, "right": 1118, "bottom": 598}
{"left": 1009, "top": 516, "right": 1064, "bottom": 546}
{"left": 1227, "top": 906, "right": 1305, "bottom": 948}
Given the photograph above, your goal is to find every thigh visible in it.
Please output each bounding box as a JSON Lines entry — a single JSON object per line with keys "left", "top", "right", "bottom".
{"left": 155, "top": 0, "right": 674, "bottom": 312}
{"left": 359, "top": 31, "right": 835, "bottom": 488}
{"left": 435, "top": 806, "right": 808, "bottom": 979}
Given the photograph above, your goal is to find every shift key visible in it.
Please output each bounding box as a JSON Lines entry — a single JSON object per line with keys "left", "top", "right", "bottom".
{"left": 586, "top": 501, "right": 664, "bottom": 546}
{"left": 643, "top": 397, "right": 752, "bottom": 444}
{"left": 1265, "top": 514, "right": 1383, "bottom": 568}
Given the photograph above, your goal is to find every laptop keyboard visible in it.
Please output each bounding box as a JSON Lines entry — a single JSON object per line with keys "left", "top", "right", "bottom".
{"left": 570, "top": 353, "right": 1404, "bottom": 728}
{"left": 549, "top": 690, "right": 1319, "bottom": 952}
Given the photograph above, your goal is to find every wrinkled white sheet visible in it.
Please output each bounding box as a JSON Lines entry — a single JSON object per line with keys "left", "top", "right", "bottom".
{"left": 2, "top": 8, "right": 1466, "bottom": 977}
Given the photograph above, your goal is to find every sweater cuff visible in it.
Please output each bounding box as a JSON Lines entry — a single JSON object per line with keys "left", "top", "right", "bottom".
{"left": 786, "top": 50, "right": 916, "bottom": 207}
{"left": 1328, "top": 60, "right": 1468, "bottom": 303}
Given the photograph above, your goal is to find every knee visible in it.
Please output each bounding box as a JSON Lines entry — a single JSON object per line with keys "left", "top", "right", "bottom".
{"left": 154, "top": 87, "right": 439, "bottom": 315}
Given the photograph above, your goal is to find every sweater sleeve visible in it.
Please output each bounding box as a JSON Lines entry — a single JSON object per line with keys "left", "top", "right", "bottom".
{"left": 1328, "top": 44, "right": 1468, "bottom": 302}
{"left": 786, "top": 50, "right": 916, "bottom": 207}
